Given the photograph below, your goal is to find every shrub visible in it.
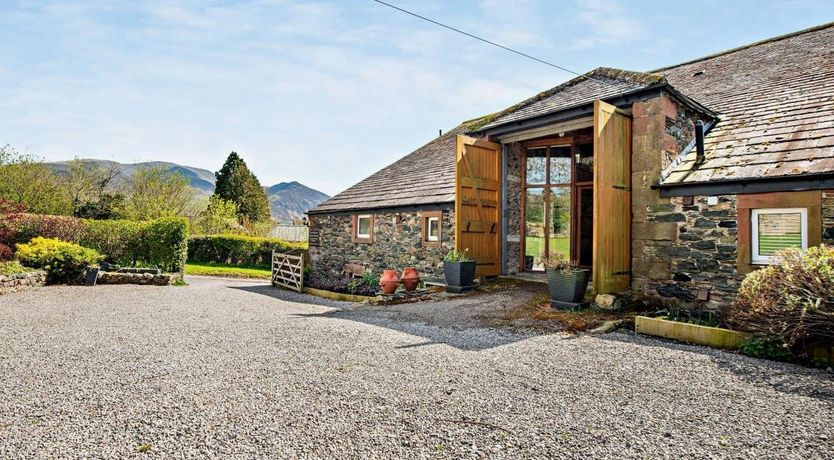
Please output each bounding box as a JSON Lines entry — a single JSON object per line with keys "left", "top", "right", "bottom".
{"left": 728, "top": 245, "right": 834, "bottom": 347}
{"left": 188, "top": 234, "right": 305, "bottom": 268}
{"left": 10, "top": 214, "right": 189, "bottom": 273}
{"left": 11, "top": 213, "right": 86, "bottom": 246}
{"left": 0, "top": 260, "right": 33, "bottom": 275}
{"left": 0, "top": 199, "right": 25, "bottom": 260}
{"left": 738, "top": 337, "right": 794, "bottom": 362}
{"left": 16, "top": 237, "right": 103, "bottom": 284}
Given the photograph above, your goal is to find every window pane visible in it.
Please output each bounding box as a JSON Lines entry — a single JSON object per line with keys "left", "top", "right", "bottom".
{"left": 358, "top": 216, "right": 371, "bottom": 236}
{"left": 549, "top": 146, "right": 572, "bottom": 184}
{"left": 549, "top": 187, "right": 571, "bottom": 258}
{"left": 428, "top": 217, "right": 439, "bottom": 240}
{"left": 758, "top": 212, "right": 802, "bottom": 255}
{"left": 526, "top": 148, "right": 547, "bottom": 184}
{"left": 525, "top": 188, "right": 546, "bottom": 271}
{"left": 576, "top": 142, "right": 593, "bottom": 182}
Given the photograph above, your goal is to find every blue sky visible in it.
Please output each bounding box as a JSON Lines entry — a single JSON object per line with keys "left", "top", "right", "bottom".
{"left": 1, "top": 1, "right": 831, "bottom": 195}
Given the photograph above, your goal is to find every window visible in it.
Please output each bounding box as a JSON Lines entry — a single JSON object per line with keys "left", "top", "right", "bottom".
{"left": 352, "top": 214, "right": 374, "bottom": 243}
{"left": 356, "top": 215, "right": 372, "bottom": 238}
{"left": 427, "top": 217, "right": 439, "bottom": 241}
{"left": 421, "top": 211, "right": 442, "bottom": 247}
{"left": 751, "top": 208, "right": 807, "bottom": 265}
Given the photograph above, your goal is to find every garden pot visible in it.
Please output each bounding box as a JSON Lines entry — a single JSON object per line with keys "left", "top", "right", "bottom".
{"left": 443, "top": 260, "right": 476, "bottom": 293}
{"left": 546, "top": 268, "right": 590, "bottom": 308}
{"left": 401, "top": 267, "right": 420, "bottom": 292}
{"left": 379, "top": 269, "right": 399, "bottom": 295}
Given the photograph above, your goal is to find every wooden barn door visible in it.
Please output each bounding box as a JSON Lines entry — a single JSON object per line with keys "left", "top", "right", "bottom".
{"left": 455, "top": 135, "right": 502, "bottom": 277}
{"left": 593, "top": 100, "right": 632, "bottom": 293}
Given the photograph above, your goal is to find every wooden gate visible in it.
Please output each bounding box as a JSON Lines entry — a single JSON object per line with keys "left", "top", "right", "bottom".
{"left": 455, "top": 135, "right": 502, "bottom": 277}
{"left": 592, "top": 99, "right": 632, "bottom": 293}
{"left": 272, "top": 251, "right": 304, "bottom": 292}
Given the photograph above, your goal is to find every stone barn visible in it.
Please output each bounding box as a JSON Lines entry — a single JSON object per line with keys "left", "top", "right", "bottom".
{"left": 308, "top": 22, "right": 834, "bottom": 306}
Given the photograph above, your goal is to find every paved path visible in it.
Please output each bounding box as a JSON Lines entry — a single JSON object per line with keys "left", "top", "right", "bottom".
{"left": 0, "top": 277, "right": 832, "bottom": 459}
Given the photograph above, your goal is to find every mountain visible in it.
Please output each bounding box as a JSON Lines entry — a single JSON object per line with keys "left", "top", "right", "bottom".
{"left": 46, "top": 159, "right": 329, "bottom": 221}
{"left": 266, "top": 181, "right": 330, "bottom": 223}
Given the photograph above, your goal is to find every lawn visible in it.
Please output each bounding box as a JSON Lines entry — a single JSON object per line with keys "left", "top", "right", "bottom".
{"left": 525, "top": 236, "right": 570, "bottom": 258}
{"left": 185, "top": 262, "right": 271, "bottom": 279}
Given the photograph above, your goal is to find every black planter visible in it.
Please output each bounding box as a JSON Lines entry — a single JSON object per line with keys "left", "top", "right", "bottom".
{"left": 444, "top": 260, "right": 476, "bottom": 293}
{"left": 547, "top": 268, "right": 591, "bottom": 308}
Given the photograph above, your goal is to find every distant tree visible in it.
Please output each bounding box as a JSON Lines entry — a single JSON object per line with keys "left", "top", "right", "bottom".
{"left": 122, "top": 165, "right": 196, "bottom": 220}
{"left": 192, "top": 196, "right": 241, "bottom": 234}
{"left": 0, "top": 146, "right": 72, "bottom": 215}
{"left": 73, "top": 193, "right": 126, "bottom": 220}
{"left": 213, "top": 152, "right": 271, "bottom": 223}
{"left": 60, "top": 159, "right": 123, "bottom": 219}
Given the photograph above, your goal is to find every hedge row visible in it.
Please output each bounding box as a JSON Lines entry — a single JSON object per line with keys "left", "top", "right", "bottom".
{"left": 187, "top": 234, "right": 306, "bottom": 268}
{"left": 9, "top": 213, "right": 188, "bottom": 272}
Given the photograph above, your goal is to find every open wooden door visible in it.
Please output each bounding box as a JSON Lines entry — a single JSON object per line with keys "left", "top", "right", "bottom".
{"left": 455, "top": 135, "right": 502, "bottom": 277}
{"left": 593, "top": 100, "right": 631, "bottom": 293}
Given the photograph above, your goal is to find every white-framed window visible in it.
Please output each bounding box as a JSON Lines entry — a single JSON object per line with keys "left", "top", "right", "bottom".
{"left": 751, "top": 207, "right": 808, "bottom": 265}
{"left": 356, "top": 214, "right": 372, "bottom": 239}
{"left": 427, "top": 217, "right": 440, "bottom": 242}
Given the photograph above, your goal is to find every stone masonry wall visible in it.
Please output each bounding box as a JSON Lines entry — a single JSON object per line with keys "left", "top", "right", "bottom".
{"left": 504, "top": 142, "right": 524, "bottom": 274}
{"left": 0, "top": 270, "right": 46, "bottom": 295}
{"left": 631, "top": 92, "right": 711, "bottom": 305}
{"left": 308, "top": 208, "right": 455, "bottom": 279}
{"left": 645, "top": 195, "right": 742, "bottom": 309}
{"left": 824, "top": 190, "right": 834, "bottom": 245}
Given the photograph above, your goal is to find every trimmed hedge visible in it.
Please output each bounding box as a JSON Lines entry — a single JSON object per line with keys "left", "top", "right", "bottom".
{"left": 188, "top": 234, "right": 306, "bottom": 268}
{"left": 10, "top": 214, "right": 188, "bottom": 273}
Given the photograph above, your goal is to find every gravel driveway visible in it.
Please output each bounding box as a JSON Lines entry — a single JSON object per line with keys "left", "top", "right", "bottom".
{"left": 1, "top": 276, "right": 832, "bottom": 459}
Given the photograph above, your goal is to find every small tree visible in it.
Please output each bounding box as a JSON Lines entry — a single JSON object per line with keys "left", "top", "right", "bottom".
{"left": 0, "top": 146, "right": 71, "bottom": 215}
{"left": 122, "top": 165, "right": 196, "bottom": 220}
{"left": 213, "top": 152, "right": 271, "bottom": 223}
{"left": 192, "top": 196, "right": 241, "bottom": 234}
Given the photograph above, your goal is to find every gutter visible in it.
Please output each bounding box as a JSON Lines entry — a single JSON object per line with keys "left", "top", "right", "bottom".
{"left": 653, "top": 171, "right": 834, "bottom": 197}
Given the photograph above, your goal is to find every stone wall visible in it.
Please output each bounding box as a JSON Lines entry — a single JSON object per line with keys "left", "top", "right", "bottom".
{"left": 308, "top": 207, "right": 455, "bottom": 279}
{"left": 643, "top": 195, "right": 742, "bottom": 309}
{"left": 0, "top": 270, "right": 46, "bottom": 295}
{"left": 631, "top": 92, "right": 708, "bottom": 303}
{"left": 504, "top": 142, "right": 524, "bottom": 274}
{"left": 97, "top": 272, "right": 176, "bottom": 285}
{"left": 824, "top": 190, "right": 834, "bottom": 245}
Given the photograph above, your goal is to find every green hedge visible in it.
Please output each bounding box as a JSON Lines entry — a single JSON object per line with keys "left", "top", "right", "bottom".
{"left": 12, "top": 214, "right": 188, "bottom": 273}
{"left": 188, "top": 234, "right": 306, "bottom": 268}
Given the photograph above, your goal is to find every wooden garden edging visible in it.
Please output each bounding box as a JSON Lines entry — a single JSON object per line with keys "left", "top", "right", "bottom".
{"left": 272, "top": 251, "right": 304, "bottom": 292}
{"left": 635, "top": 316, "right": 747, "bottom": 350}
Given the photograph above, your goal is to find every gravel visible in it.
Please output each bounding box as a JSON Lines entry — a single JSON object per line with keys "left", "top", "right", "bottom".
{"left": 0, "top": 276, "right": 832, "bottom": 459}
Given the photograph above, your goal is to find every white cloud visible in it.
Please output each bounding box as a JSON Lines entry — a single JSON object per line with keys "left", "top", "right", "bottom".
{"left": 572, "top": 0, "right": 645, "bottom": 49}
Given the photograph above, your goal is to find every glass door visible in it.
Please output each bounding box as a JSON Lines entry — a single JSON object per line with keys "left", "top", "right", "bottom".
{"left": 523, "top": 143, "right": 573, "bottom": 271}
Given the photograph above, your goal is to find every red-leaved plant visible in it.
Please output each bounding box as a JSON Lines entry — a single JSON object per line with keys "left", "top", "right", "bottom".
{"left": 0, "top": 199, "right": 25, "bottom": 260}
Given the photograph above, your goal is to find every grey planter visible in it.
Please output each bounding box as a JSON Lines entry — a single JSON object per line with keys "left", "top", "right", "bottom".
{"left": 444, "top": 260, "right": 476, "bottom": 293}
{"left": 547, "top": 268, "right": 590, "bottom": 308}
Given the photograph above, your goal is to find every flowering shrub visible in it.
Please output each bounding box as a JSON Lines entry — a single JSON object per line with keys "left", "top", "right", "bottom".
{"left": 307, "top": 270, "right": 378, "bottom": 296}
{"left": 728, "top": 245, "right": 834, "bottom": 347}
{"left": 16, "top": 237, "right": 103, "bottom": 284}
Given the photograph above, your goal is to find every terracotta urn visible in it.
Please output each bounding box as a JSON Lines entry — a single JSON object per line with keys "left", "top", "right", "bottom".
{"left": 401, "top": 267, "right": 420, "bottom": 292}
{"left": 379, "top": 269, "right": 399, "bottom": 295}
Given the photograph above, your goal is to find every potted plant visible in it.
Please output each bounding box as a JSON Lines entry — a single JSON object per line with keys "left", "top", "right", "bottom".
{"left": 443, "top": 249, "right": 476, "bottom": 293}
{"left": 545, "top": 252, "right": 590, "bottom": 309}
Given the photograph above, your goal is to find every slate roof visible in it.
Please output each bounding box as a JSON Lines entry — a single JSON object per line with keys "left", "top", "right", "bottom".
{"left": 308, "top": 124, "right": 463, "bottom": 214}
{"left": 659, "top": 22, "right": 834, "bottom": 185}
{"left": 312, "top": 23, "right": 834, "bottom": 213}
{"left": 479, "top": 68, "right": 664, "bottom": 131}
